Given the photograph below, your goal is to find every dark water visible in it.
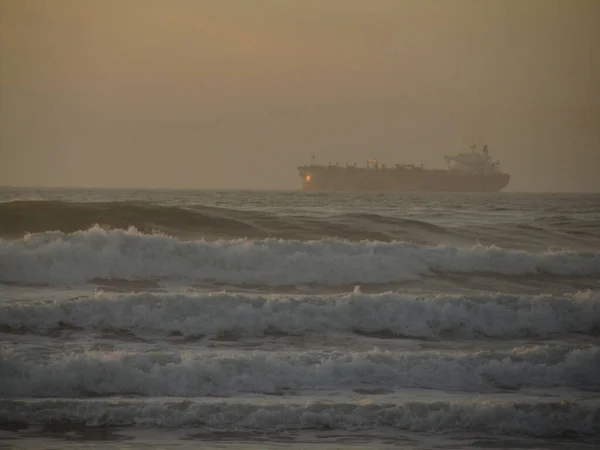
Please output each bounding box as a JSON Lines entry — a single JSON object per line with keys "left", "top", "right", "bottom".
{"left": 1, "top": 187, "right": 599, "bottom": 449}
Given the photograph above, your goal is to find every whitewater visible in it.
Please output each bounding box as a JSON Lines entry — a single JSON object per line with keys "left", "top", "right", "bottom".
{"left": 1, "top": 187, "right": 599, "bottom": 449}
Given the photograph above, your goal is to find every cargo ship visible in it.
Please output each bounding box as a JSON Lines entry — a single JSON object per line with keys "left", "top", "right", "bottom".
{"left": 297, "top": 145, "right": 510, "bottom": 192}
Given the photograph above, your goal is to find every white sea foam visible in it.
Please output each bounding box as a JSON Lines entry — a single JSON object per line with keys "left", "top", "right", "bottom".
{"left": 1, "top": 397, "right": 598, "bottom": 437}
{"left": 2, "top": 290, "right": 599, "bottom": 339}
{"left": 1, "top": 226, "right": 599, "bottom": 285}
{"left": 1, "top": 344, "right": 598, "bottom": 398}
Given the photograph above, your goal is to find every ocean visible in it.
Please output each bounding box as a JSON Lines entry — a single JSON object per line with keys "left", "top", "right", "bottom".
{"left": 1, "top": 187, "right": 599, "bottom": 449}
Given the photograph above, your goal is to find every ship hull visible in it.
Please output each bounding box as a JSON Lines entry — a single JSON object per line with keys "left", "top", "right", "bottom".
{"left": 298, "top": 166, "right": 510, "bottom": 192}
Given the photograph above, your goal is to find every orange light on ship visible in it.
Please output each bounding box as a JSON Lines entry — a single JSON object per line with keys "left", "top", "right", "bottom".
{"left": 305, "top": 174, "right": 311, "bottom": 183}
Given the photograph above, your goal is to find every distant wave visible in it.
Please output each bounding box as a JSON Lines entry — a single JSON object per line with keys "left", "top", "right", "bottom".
{"left": 0, "top": 200, "right": 263, "bottom": 239}
{"left": 3, "top": 290, "right": 599, "bottom": 339}
{"left": 1, "top": 201, "right": 598, "bottom": 249}
{"left": 2, "top": 397, "right": 598, "bottom": 437}
{"left": 0, "top": 200, "right": 446, "bottom": 241}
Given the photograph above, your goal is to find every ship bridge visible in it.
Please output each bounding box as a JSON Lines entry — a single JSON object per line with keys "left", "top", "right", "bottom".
{"left": 444, "top": 145, "right": 501, "bottom": 174}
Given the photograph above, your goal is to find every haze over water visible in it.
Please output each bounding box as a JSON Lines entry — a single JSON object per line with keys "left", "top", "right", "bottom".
{"left": 1, "top": 0, "right": 599, "bottom": 191}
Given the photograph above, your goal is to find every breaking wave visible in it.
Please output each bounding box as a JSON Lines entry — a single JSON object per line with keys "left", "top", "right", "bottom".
{"left": 1, "top": 397, "right": 599, "bottom": 437}
{"left": 2, "top": 290, "right": 599, "bottom": 339}
{"left": 1, "top": 345, "right": 598, "bottom": 398}
{"left": 1, "top": 226, "right": 599, "bottom": 286}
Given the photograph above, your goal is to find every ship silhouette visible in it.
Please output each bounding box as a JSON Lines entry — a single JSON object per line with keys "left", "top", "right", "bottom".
{"left": 297, "top": 145, "right": 510, "bottom": 192}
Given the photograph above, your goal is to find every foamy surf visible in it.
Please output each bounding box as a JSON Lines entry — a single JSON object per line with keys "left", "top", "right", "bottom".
{"left": 2, "top": 396, "right": 599, "bottom": 437}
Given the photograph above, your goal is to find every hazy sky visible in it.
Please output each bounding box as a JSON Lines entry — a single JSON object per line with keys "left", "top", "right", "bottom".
{"left": 1, "top": 0, "right": 599, "bottom": 191}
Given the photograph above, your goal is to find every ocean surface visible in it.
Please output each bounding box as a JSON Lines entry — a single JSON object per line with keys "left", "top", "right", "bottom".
{"left": 1, "top": 187, "right": 599, "bottom": 449}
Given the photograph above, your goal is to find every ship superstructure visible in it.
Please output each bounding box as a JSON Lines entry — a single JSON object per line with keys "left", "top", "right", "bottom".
{"left": 297, "top": 145, "right": 510, "bottom": 192}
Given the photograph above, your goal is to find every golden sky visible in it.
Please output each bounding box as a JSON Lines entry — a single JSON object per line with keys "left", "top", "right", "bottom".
{"left": 1, "top": 0, "right": 599, "bottom": 191}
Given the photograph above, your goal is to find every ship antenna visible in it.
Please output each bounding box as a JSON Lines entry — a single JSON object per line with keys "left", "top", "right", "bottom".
{"left": 311, "top": 152, "right": 316, "bottom": 165}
